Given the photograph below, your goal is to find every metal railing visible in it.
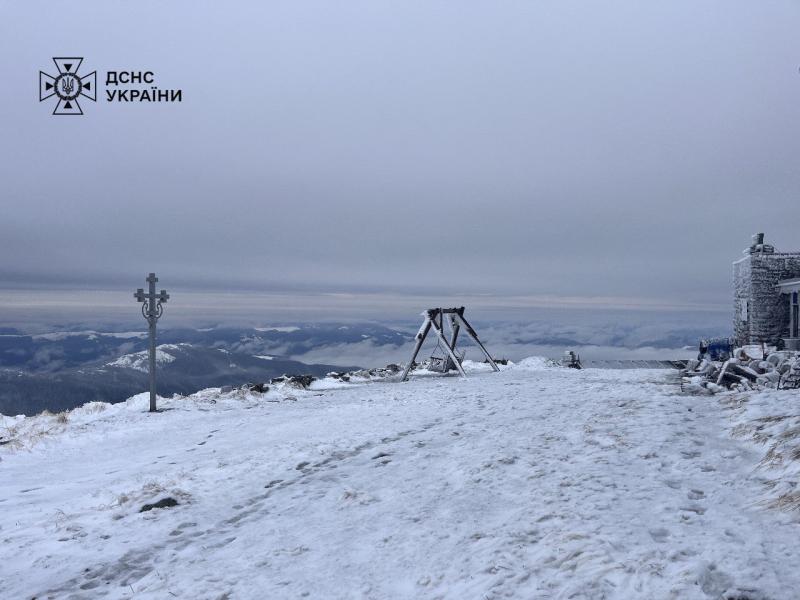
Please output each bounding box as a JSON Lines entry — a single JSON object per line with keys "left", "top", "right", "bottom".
{"left": 580, "top": 359, "right": 688, "bottom": 370}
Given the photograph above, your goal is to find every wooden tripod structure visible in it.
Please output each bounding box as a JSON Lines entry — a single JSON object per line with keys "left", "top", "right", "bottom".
{"left": 399, "top": 307, "right": 500, "bottom": 381}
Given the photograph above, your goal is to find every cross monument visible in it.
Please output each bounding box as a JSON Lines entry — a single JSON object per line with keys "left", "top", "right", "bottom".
{"left": 134, "top": 273, "right": 169, "bottom": 412}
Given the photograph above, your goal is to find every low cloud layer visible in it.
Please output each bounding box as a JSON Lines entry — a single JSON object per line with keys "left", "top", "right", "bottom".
{"left": 285, "top": 316, "right": 728, "bottom": 366}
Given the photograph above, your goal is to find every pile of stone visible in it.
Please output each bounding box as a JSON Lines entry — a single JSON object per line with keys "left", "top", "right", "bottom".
{"left": 683, "top": 347, "right": 800, "bottom": 393}
{"left": 228, "top": 364, "right": 404, "bottom": 394}
{"left": 327, "top": 364, "right": 401, "bottom": 382}
{"left": 220, "top": 376, "right": 313, "bottom": 395}
{"left": 269, "top": 374, "right": 316, "bottom": 389}
{"left": 219, "top": 381, "right": 271, "bottom": 394}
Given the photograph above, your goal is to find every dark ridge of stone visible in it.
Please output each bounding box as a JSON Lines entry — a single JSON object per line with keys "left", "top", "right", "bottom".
{"left": 270, "top": 375, "right": 316, "bottom": 389}
{"left": 244, "top": 382, "right": 269, "bottom": 394}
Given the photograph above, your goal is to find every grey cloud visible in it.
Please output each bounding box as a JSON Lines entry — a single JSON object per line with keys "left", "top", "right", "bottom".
{"left": 1, "top": 1, "right": 798, "bottom": 316}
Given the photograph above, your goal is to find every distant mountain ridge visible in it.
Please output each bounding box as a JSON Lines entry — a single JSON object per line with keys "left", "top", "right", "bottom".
{"left": 0, "top": 343, "right": 359, "bottom": 416}
{"left": 0, "top": 323, "right": 408, "bottom": 373}
{"left": 0, "top": 319, "right": 727, "bottom": 416}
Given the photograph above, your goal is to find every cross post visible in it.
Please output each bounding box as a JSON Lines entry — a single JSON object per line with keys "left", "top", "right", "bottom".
{"left": 134, "top": 273, "right": 169, "bottom": 412}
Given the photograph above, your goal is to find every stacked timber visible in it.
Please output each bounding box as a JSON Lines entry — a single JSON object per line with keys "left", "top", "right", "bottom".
{"left": 682, "top": 347, "right": 800, "bottom": 393}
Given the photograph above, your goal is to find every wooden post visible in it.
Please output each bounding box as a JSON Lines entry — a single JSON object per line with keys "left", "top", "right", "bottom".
{"left": 400, "top": 314, "right": 432, "bottom": 381}
{"left": 429, "top": 314, "right": 467, "bottom": 378}
{"left": 455, "top": 309, "right": 499, "bottom": 372}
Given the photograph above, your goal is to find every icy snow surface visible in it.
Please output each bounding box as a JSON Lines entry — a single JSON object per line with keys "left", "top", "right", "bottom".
{"left": 2, "top": 360, "right": 799, "bottom": 599}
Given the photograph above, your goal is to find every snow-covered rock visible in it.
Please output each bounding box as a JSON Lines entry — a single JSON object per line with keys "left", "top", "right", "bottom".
{"left": 105, "top": 344, "right": 186, "bottom": 373}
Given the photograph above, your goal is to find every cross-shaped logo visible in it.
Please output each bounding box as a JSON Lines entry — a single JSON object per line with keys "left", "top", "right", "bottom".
{"left": 39, "top": 57, "right": 96, "bottom": 115}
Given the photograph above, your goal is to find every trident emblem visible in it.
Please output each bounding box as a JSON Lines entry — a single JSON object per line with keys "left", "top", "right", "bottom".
{"left": 61, "top": 76, "right": 74, "bottom": 96}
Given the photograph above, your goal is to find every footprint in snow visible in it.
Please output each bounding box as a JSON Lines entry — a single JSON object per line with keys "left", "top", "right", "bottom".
{"left": 371, "top": 452, "right": 392, "bottom": 465}
{"left": 680, "top": 504, "right": 706, "bottom": 515}
{"left": 687, "top": 489, "right": 705, "bottom": 500}
{"left": 649, "top": 527, "right": 670, "bottom": 542}
{"left": 169, "top": 521, "right": 198, "bottom": 536}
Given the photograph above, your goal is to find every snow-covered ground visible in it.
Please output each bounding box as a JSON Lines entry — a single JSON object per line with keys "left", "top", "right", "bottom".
{"left": 2, "top": 360, "right": 799, "bottom": 599}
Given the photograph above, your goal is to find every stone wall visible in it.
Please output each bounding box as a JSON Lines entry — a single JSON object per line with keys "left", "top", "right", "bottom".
{"left": 733, "top": 251, "right": 800, "bottom": 346}
{"left": 732, "top": 256, "right": 751, "bottom": 345}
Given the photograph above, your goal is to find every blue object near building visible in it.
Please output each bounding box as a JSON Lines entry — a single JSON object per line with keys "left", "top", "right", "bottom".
{"left": 698, "top": 338, "right": 733, "bottom": 362}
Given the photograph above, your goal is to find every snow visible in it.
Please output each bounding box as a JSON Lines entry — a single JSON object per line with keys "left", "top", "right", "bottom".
{"left": 31, "top": 331, "right": 147, "bottom": 341}
{"left": 2, "top": 361, "right": 800, "bottom": 599}
{"left": 254, "top": 326, "right": 301, "bottom": 333}
{"left": 105, "top": 345, "right": 184, "bottom": 372}
{"left": 254, "top": 355, "right": 274, "bottom": 361}
{"left": 723, "top": 388, "right": 800, "bottom": 511}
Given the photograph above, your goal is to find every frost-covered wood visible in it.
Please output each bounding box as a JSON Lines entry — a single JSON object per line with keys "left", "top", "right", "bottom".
{"left": 400, "top": 307, "right": 499, "bottom": 381}
{"left": 683, "top": 348, "right": 800, "bottom": 393}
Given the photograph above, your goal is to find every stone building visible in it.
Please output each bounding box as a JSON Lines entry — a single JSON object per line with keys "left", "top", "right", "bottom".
{"left": 733, "top": 233, "right": 800, "bottom": 349}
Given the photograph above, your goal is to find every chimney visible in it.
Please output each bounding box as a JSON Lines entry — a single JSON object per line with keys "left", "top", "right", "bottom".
{"left": 748, "top": 232, "right": 774, "bottom": 254}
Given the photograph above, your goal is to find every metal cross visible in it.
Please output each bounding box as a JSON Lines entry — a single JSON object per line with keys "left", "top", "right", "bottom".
{"left": 134, "top": 273, "right": 169, "bottom": 412}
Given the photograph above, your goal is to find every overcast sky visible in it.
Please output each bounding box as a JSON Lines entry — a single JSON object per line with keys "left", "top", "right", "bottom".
{"left": 1, "top": 1, "right": 798, "bottom": 323}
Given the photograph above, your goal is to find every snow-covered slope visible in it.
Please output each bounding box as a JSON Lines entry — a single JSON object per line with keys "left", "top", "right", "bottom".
{"left": 1, "top": 360, "right": 799, "bottom": 599}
